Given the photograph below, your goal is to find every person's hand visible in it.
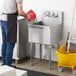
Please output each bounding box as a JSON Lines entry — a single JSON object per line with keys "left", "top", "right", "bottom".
{"left": 25, "top": 14, "right": 31, "bottom": 20}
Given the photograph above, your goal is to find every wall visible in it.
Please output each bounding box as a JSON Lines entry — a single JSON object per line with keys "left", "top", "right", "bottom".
{"left": 23, "top": 0, "right": 76, "bottom": 61}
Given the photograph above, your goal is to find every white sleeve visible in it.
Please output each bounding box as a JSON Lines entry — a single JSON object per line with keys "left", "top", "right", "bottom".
{"left": 16, "top": 0, "right": 23, "bottom": 3}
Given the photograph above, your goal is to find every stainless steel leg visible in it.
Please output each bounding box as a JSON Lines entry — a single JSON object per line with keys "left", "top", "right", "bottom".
{"left": 15, "top": 60, "right": 19, "bottom": 64}
{"left": 30, "top": 43, "right": 33, "bottom": 66}
{"left": 40, "top": 44, "right": 42, "bottom": 61}
{"left": 48, "top": 47, "right": 51, "bottom": 69}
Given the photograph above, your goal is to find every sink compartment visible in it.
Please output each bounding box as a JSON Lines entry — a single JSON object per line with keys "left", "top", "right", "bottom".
{"left": 28, "top": 24, "right": 51, "bottom": 45}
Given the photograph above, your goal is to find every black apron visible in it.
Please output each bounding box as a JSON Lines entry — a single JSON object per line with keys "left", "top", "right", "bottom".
{"left": 7, "top": 12, "right": 18, "bottom": 43}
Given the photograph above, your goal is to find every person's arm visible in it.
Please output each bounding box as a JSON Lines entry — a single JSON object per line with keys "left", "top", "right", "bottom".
{"left": 16, "top": 1, "right": 29, "bottom": 18}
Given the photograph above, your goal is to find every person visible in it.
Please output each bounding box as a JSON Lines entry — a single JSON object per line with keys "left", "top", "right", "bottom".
{"left": 0, "top": 0, "right": 30, "bottom": 66}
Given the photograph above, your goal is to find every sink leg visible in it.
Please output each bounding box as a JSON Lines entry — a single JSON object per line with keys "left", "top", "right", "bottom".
{"left": 15, "top": 60, "right": 19, "bottom": 64}
{"left": 40, "top": 44, "right": 42, "bottom": 61}
{"left": 30, "top": 43, "right": 33, "bottom": 66}
{"left": 48, "top": 47, "right": 51, "bottom": 69}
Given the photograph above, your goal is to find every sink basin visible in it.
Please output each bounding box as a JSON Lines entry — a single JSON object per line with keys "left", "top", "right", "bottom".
{"left": 28, "top": 24, "right": 51, "bottom": 45}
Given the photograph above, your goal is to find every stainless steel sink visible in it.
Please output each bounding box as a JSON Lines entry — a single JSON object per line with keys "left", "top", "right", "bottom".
{"left": 28, "top": 10, "right": 63, "bottom": 68}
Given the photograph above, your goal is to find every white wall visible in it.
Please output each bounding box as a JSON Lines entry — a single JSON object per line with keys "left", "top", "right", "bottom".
{"left": 23, "top": 0, "right": 76, "bottom": 61}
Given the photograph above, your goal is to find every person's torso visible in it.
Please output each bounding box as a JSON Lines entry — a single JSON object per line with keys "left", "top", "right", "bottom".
{"left": 3, "top": 0, "right": 17, "bottom": 13}
{"left": 0, "top": 0, "right": 18, "bottom": 21}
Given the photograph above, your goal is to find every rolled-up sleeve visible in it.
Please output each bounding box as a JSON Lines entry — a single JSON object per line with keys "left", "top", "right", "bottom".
{"left": 16, "top": 0, "right": 23, "bottom": 3}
